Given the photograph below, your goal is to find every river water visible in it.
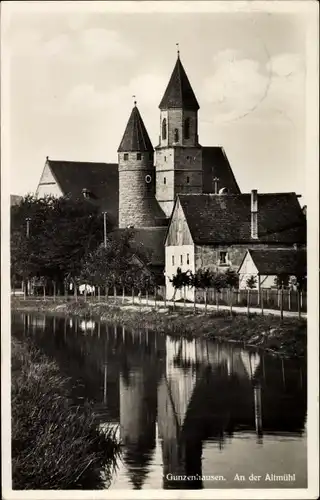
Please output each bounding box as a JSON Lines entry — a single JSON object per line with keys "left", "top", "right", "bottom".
{"left": 11, "top": 312, "right": 307, "bottom": 490}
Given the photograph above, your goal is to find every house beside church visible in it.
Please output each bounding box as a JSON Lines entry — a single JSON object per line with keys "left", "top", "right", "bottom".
{"left": 165, "top": 190, "right": 306, "bottom": 300}
{"left": 237, "top": 248, "right": 307, "bottom": 290}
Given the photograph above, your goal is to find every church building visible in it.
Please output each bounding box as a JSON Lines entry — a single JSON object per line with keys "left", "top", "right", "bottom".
{"left": 35, "top": 52, "right": 306, "bottom": 289}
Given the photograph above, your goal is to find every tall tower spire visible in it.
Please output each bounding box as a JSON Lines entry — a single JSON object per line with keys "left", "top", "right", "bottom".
{"left": 155, "top": 54, "right": 202, "bottom": 217}
{"left": 118, "top": 105, "right": 157, "bottom": 228}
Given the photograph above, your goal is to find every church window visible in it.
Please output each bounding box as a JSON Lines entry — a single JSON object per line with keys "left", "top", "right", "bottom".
{"left": 219, "top": 251, "right": 227, "bottom": 265}
{"left": 137, "top": 153, "right": 141, "bottom": 160}
{"left": 164, "top": 177, "right": 166, "bottom": 184}
{"left": 174, "top": 128, "right": 179, "bottom": 143}
{"left": 187, "top": 254, "right": 190, "bottom": 265}
{"left": 172, "top": 255, "right": 175, "bottom": 266}
{"left": 180, "top": 255, "right": 183, "bottom": 265}
{"left": 164, "top": 156, "right": 167, "bottom": 162}
{"left": 124, "top": 153, "right": 128, "bottom": 161}
{"left": 184, "top": 118, "right": 190, "bottom": 140}
{"left": 162, "top": 119, "right": 167, "bottom": 140}
{"left": 187, "top": 176, "right": 190, "bottom": 184}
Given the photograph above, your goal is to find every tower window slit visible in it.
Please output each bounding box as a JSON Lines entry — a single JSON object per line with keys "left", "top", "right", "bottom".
{"left": 172, "top": 255, "right": 175, "bottom": 266}
{"left": 180, "top": 255, "right": 183, "bottom": 265}
{"left": 162, "top": 118, "right": 167, "bottom": 140}
{"left": 187, "top": 254, "right": 190, "bottom": 265}
{"left": 124, "top": 153, "right": 128, "bottom": 161}
{"left": 187, "top": 176, "right": 190, "bottom": 184}
{"left": 164, "top": 177, "right": 166, "bottom": 185}
{"left": 174, "top": 128, "right": 179, "bottom": 143}
{"left": 137, "top": 153, "right": 141, "bottom": 160}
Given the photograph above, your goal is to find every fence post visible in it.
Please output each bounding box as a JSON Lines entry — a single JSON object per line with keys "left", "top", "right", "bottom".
{"left": 280, "top": 286, "right": 284, "bottom": 321}
{"left": 247, "top": 289, "right": 250, "bottom": 316}
{"left": 154, "top": 287, "right": 157, "bottom": 309}
{"left": 132, "top": 287, "right": 134, "bottom": 304}
{"left": 297, "top": 290, "right": 301, "bottom": 318}
{"left": 261, "top": 288, "right": 264, "bottom": 315}
{"left": 230, "top": 289, "right": 233, "bottom": 316}
{"left": 288, "top": 289, "right": 291, "bottom": 311}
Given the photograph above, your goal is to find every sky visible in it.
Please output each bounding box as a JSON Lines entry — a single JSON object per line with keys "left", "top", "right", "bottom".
{"left": 2, "top": 2, "right": 313, "bottom": 202}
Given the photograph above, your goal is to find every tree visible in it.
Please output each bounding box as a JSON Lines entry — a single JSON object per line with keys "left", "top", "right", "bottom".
{"left": 212, "top": 272, "right": 227, "bottom": 311}
{"left": 224, "top": 268, "right": 239, "bottom": 315}
{"left": 169, "top": 267, "right": 192, "bottom": 309}
{"left": 191, "top": 268, "right": 214, "bottom": 314}
{"left": 246, "top": 275, "right": 257, "bottom": 316}
{"left": 11, "top": 195, "right": 113, "bottom": 295}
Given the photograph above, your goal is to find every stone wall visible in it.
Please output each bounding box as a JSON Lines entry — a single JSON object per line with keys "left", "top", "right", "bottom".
{"left": 159, "top": 109, "right": 198, "bottom": 148}
{"left": 119, "top": 152, "right": 157, "bottom": 228}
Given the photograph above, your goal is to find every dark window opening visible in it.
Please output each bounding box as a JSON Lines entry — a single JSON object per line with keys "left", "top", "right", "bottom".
{"left": 137, "top": 153, "right": 141, "bottom": 160}
{"left": 124, "top": 153, "right": 128, "bottom": 161}
{"left": 164, "top": 177, "right": 166, "bottom": 184}
{"left": 180, "top": 255, "right": 183, "bottom": 265}
{"left": 174, "top": 128, "right": 179, "bottom": 143}
{"left": 172, "top": 255, "right": 175, "bottom": 266}
{"left": 187, "top": 176, "right": 190, "bottom": 184}
{"left": 184, "top": 118, "right": 190, "bottom": 140}
{"left": 164, "top": 156, "right": 167, "bottom": 162}
{"left": 187, "top": 254, "right": 190, "bottom": 265}
{"left": 219, "top": 251, "right": 227, "bottom": 265}
{"left": 162, "top": 118, "right": 167, "bottom": 140}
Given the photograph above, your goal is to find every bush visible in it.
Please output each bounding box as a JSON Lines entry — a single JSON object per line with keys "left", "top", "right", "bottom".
{"left": 11, "top": 337, "right": 120, "bottom": 490}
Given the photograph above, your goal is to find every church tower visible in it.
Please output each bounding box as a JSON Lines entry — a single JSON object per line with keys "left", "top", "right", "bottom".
{"left": 118, "top": 103, "right": 157, "bottom": 228}
{"left": 155, "top": 52, "right": 203, "bottom": 217}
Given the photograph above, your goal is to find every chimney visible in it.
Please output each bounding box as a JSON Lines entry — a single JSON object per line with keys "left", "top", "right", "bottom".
{"left": 251, "top": 189, "right": 258, "bottom": 239}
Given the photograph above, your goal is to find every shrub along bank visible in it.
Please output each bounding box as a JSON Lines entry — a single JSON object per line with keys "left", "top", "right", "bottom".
{"left": 12, "top": 298, "right": 307, "bottom": 358}
{"left": 11, "top": 336, "right": 120, "bottom": 490}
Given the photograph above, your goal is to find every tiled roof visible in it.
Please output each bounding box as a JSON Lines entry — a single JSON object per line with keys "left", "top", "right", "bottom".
{"left": 159, "top": 56, "right": 200, "bottom": 110}
{"left": 247, "top": 249, "right": 307, "bottom": 276}
{"left": 117, "top": 106, "right": 154, "bottom": 153}
{"left": 202, "top": 147, "right": 241, "bottom": 194}
{"left": 48, "top": 160, "right": 119, "bottom": 224}
{"left": 177, "top": 193, "right": 306, "bottom": 245}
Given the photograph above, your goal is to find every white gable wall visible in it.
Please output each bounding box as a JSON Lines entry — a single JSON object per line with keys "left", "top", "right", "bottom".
{"left": 238, "top": 253, "right": 278, "bottom": 289}
{"left": 36, "top": 162, "right": 63, "bottom": 198}
{"left": 165, "top": 198, "right": 195, "bottom": 301}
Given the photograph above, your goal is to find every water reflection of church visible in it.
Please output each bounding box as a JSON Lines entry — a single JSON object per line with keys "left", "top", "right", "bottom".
{"left": 15, "top": 314, "right": 307, "bottom": 490}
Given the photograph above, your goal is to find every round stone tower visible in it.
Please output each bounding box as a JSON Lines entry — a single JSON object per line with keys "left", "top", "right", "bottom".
{"left": 118, "top": 103, "right": 157, "bottom": 228}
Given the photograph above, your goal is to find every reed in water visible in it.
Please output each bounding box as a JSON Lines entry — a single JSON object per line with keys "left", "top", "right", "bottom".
{"left": 11, "top": 337, "right": 120, "bottom": 490}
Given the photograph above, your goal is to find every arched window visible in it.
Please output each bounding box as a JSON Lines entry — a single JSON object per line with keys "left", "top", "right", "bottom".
{"left": 162, "top": 118, "right": 167, "bottom": 140}
{"left": 184, "top": 118, "right": 190, "bottom": 140}
{"left": 174, "top": 128, "right": 179, "bottom": 143}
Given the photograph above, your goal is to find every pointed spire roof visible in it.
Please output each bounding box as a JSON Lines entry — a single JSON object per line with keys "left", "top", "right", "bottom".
{"left": 159, "top": 55, "right": 200, "bottom": 110}
{"left": 118, "top": 104, "right": 154, "bottom": 153}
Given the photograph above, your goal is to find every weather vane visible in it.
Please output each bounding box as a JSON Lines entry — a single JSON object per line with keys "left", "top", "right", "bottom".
{"left": 176, "top": 43, "right": 180, "bottom": 57}
{"left": 132, "top": 95, "right": 137, "bottom": 106}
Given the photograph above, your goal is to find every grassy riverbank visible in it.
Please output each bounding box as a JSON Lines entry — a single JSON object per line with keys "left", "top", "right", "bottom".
{"left": 12, "top": 298, "right": 307, "bottom": 358}
{"left": 11, "top": 336, "right": 120, "bottom": 489}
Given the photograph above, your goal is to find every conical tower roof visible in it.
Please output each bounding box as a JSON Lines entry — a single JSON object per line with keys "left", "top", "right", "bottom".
{"left": 118, "top": 105, "right": 154, "bottom": 153}
{"left": 159, "top": 55, "right": 200, "bottom": 111}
